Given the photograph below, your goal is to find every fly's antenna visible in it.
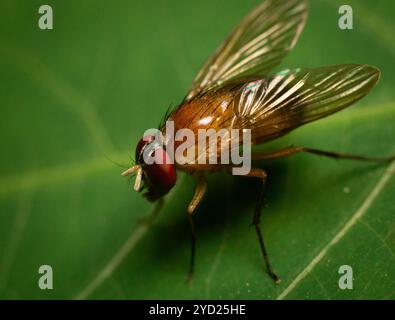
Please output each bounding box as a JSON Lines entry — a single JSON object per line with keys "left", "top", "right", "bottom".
{"left": 104, "top": 153, "right": 141, "bottom": 190}
{"left": 121, "top": 165, "right": 143, "bottom": 191}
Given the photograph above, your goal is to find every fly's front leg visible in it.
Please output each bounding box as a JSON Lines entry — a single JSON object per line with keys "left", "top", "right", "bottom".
{"left": 186, "top": 174, "right": 207, "bottom": 282}
{"left": 233, "top": 167, "right": 280, "bottom": 284}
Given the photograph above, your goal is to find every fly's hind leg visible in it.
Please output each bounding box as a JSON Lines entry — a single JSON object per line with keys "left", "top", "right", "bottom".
{"left": 231, "top": 167, "right": 281, "bottom": 283}
{"left": 186, "top": 174, "right": 207, "bottom": 283}
{"left": 252, "top": 146, "right": 395, "bottom": 163}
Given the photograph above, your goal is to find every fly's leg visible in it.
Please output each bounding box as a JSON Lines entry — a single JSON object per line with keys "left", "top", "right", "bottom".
{"left": 252, "top": 146, "right": 395, "bottom": 163}
{"left": 233, "top": 167, "right": 281, "bottom": 283}
{"left": 186, "top": 175, "right": 207, "bottom": 283}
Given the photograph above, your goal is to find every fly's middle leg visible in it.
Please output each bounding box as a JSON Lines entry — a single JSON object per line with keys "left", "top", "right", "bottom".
{"left": 186, "top": 174, "right": 207, "bottom": 283}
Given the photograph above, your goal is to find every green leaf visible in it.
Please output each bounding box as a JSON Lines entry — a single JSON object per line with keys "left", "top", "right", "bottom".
{"left": 0, "top": 0, "right": 394, "bottom": 299}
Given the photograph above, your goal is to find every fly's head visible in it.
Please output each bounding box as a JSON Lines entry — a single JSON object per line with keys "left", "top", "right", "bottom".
{"left": 122, "top": 134, "right": 176, "bottom": 202}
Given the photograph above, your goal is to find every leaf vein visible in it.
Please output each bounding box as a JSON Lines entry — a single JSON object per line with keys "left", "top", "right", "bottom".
{"left": 276, "top": 159, "right": 395, "bottom": 300}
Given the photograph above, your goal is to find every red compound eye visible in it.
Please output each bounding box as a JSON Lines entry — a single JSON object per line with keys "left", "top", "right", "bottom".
{"left": 144, "top": 147, "right": 176, "bottom": 194}
{"left": 134, "top": 135, "right": 176, "bottom": 201}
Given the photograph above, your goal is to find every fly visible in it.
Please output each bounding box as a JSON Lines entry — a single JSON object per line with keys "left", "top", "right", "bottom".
{"left": 121, "top": 0, "right": 394, "bottom": 283}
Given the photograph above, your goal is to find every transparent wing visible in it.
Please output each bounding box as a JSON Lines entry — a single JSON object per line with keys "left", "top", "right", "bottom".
{"left": 233, "top": 64, "right": 381, "bottom": 143}
{"left": 184, "top": 0, "right": 308, "bottom": 102}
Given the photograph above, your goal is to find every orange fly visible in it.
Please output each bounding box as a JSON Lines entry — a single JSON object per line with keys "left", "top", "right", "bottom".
{"left": 122, "top": 0, "right": 394, "bottom": 283}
